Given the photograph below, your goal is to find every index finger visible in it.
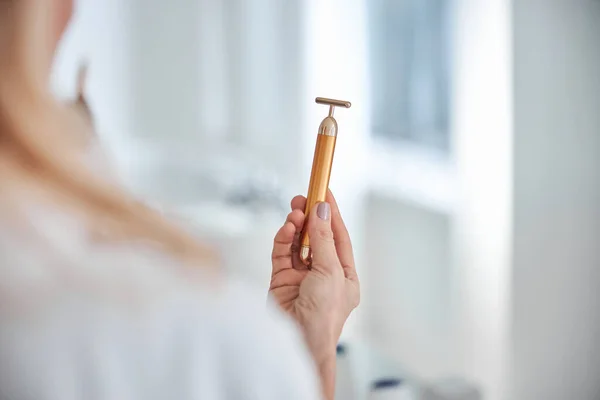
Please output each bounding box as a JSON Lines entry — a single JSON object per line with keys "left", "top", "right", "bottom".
{"left": 326, "top": 190, "right": 356, "bottom": 279}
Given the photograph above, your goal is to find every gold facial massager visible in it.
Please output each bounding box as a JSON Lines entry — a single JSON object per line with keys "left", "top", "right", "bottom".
{"left": 300, "top": 97, "right": 351, "bottom": 266}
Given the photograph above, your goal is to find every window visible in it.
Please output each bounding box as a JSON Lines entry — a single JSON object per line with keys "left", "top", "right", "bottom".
{"left": 367, "top": 0, "right": 452, "bottom": 151}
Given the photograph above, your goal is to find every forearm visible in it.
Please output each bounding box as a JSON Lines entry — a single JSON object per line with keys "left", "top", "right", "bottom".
{"left": 297, "top": 316, "right": 343, "bottom": 400}
{"left": 317, "top": 353, "right": 337, "bottom": 400}
{"left": 299, "top": 323, "right": 339, "bottom": 400}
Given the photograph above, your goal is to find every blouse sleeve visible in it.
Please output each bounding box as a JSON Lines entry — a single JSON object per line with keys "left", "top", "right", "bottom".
{"left": 210, "top": 281, "right": 324, "bottom": 400}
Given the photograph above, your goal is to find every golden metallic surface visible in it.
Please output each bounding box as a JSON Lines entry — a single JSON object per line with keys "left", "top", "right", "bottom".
{"left": 300, "top": 134, "right": 337, "bottom": 265}
{"left": 299, "top": 97, "right": 351, "bottom": 266}
{"left": 300, "top": 246, "right": 311, "bottom": 266}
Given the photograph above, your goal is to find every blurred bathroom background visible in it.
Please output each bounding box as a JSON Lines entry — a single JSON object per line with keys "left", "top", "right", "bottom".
{"left": 52, "top": 0, "right": 600, "bottom": 399}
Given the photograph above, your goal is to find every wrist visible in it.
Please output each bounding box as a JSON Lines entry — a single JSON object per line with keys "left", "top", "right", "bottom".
{"left": 298, "top": 325, "right": 336, "bottom": 400}
{"left": 313, "top": 344, "right": 337, "bottom": 368}
{"left": 300, "top": 323, "right": 339, "bottom": 366}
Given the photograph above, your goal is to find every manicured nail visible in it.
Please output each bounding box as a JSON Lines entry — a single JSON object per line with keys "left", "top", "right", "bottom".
{"left": 317, "top": 202, "right": 331, "bottom": 220}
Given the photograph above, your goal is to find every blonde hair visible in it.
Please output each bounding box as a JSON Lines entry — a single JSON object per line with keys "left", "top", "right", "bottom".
{"left": 0, "top": 0, "right": 217, "bottom": 267}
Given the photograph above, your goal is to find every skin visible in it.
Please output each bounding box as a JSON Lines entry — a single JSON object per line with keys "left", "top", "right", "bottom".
{"left": 0, "top": 0, "right": 91, "bottom": 152}
{"left": 270, "top": 190, "right": 360, "bottom": 400}
{"left": 1, "top": 0, "right": 71, "bottom": 87}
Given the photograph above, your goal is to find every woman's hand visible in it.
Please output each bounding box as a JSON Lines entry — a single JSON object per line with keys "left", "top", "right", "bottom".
{"left": 269, "top": 190, "right": 360, "bottom": 398}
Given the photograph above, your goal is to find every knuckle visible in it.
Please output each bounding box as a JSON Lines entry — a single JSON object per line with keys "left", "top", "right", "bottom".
{"left": 310, "top": 260, "right": 329, "bottom": 272}
{"left": 313, "top": 227, "right": 334, "bottom": 242}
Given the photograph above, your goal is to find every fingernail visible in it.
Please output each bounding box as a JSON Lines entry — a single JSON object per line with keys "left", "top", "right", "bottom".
{"left": 317, "top": 202, "right": 331, "bottom": 220}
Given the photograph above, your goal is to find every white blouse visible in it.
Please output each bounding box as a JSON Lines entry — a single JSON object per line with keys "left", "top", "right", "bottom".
{"left": 0, "top": 207, "right": 322, "bottom": 400}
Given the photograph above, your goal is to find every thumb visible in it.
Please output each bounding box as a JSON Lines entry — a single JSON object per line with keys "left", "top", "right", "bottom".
{"left": 308, "top": 202, "right": 340, "bottom": 274}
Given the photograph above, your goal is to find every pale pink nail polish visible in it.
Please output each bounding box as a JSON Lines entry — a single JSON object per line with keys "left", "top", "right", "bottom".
{"left": 317, "top": 202, "right": 331, "bottom": 220}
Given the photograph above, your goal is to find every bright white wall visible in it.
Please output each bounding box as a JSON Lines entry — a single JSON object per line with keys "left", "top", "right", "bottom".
{"left": 129, "top": 0, "right": 202, "bottom": 144}
{"left": 511, "top": 1, "right": 600, "bottom": 399}
{"left": 451, "top": 0, "right": 514, "bottom": 399}
{"left": 360, "top": 1, "right": 514, "bottom": 398}
{"left": 128, "top": 0, "right": 304, "bottom": 184}
{"left": 364, "top": 196, "right": 453, "bottom": 379}
{"left": 369, "top": 2, "right": 600, "bottom": 399}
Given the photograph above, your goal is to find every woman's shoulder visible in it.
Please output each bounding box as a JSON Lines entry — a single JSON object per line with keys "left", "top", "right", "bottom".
{"left": 0, "top": 202, "right": 265, "bottom": 321}
{"left": 0, "top": 204, "right": 205, "bottom": 313}
{"left": 0, "top": 203, "right": 261, "bottom": 324}
{"left": 0, "top": 207, "right": 322, "bottom": 400}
